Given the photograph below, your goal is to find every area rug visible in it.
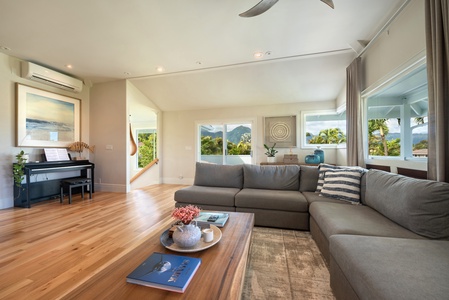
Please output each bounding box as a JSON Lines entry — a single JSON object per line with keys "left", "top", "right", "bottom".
{"left": 242, "top": 227, "right": 335, "bottom": 300}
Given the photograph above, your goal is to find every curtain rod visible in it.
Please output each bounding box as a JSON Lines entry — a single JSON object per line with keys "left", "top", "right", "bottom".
{"left": 358, "top": 0, "right": 413, "bottom": 58}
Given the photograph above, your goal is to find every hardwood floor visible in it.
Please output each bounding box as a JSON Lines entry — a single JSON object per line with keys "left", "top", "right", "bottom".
{"left": 0, "top": 184, "right": 185, "bottom": 299}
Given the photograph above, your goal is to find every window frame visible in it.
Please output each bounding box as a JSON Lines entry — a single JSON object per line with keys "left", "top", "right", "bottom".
{"left": 300, "top": 108, "right": 347, "bottom": 150}
{"left": 135, "top": 127, "right": 158, "bottom": 169}
{"left": 195, "top": 118, "right": 256, "bottom": 165}
{"left": 361, "top": 54, "right": 428, "bottom": 164}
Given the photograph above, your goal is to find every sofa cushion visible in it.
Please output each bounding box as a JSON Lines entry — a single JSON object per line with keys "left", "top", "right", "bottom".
{"left": 299, "top": 165, "right": 319, "bottom": 192}
{"left": 194, "top": 162, "right": 243, "bottom": 189}
{"left": 330, "top": 235, "right": 449, "bottom": 300}
{"left": 302, "top": 191, "right": 351, "bottom": 205}
{"left": 243, "top": 164, "right": 300, "bottom": 191}
{"left": 309, "top": 202, "right": 424, "bottom": 240}
{"left": 320, "top": 169, "right": 364, "bottom": 204}
{"left": 365, "top": 169, "right": 449, "bottom": 239}
{"left": 235, "top": 188, "right": 308, "bottom": 212}
{"left": 174, "top": 185, "right": 240, "bottom": 207}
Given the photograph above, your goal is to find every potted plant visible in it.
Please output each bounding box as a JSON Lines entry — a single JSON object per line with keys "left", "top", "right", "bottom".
{"left": 264, "top": 143, "right": 278, "bottom": 163}
{"left": 13, "top": 150, "right": 27, "bottom": 199}
{"left": 171, "top": 205, "right": 202, "bottom": 248}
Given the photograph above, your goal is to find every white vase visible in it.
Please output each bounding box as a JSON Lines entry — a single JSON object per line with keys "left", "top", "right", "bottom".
{"left": 172, "top": 222, "right": 201, "bottom": 248}
{"left": 267, "top": 157, "right": 276, "bottom": 163}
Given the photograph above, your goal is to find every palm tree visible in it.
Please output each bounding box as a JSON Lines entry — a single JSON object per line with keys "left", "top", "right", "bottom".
{"left": 368, "top": 119, "right": 389, "bottom": 156}
{"left": 308, "top": 128, "right": 346, "bottom": 144}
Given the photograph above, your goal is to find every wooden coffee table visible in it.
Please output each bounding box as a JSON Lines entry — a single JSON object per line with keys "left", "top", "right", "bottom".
{"left": 66, "top": 212, "right": 254, "bottom": 299}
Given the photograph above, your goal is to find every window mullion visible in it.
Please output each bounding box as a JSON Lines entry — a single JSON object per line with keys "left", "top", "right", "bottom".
{"left": 402, "top": 102, "right": 412, "bottom": 158}
{"left": 223, "top": 124, "right": 227, "bottom": 164}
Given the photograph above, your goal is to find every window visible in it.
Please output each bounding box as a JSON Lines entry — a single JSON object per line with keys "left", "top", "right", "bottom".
{"left": 365, "top": 64, "right": 428, "bottom": 160}
{"left": 198, "top": 122, "right": 253, "bottom": 165}
{"left": 302, "top": 110, "right": 346, "bottom": 147}
{"left": 136, "top": 129, "right": 157, "bottom": 168}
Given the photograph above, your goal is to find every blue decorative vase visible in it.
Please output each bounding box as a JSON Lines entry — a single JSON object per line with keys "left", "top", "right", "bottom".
{"left": 172, "top": 221, "right": 201, "bottom": 248}
{"left": 314, "top": 146, "right": 324, "bottom": 163}
{"left": 305, "top": 154, "right": 320, "bottom": 164}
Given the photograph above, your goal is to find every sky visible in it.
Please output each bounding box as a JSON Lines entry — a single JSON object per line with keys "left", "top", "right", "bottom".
{"left": 26, "top": 92, "right": 75, "bottom": 125}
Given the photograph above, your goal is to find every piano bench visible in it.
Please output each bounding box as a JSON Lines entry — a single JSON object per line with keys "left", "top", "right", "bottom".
{"left": 60, "top": 178, "right": 92, "bottom": 204}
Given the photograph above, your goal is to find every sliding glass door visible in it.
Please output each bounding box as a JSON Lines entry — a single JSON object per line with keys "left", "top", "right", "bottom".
{"left": 198, "top": 122, "right": 252, "bottom": 165}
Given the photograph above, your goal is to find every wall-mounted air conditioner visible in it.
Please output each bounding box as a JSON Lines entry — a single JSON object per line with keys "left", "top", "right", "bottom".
{"left": 21, "top": 61, "right": 83, "bottom": 93}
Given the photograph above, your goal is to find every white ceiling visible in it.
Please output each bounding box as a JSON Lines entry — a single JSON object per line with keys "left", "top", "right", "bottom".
{"left": 0, "top": 0, "right": 406, "bottom": 112}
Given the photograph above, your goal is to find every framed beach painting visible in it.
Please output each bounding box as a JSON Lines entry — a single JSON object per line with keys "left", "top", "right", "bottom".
{"left": 16, "top": 84, "right": 80, "bottom": 147}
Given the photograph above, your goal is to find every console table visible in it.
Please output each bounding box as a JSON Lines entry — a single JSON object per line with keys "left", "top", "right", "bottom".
{"left": 14, "top": 160, "right": 95, "bottom": 208}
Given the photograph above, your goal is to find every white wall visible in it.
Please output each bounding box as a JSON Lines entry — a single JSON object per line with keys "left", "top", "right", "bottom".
{"left": 0, "top": 52, "right": 90, "bottom": 209}
{"left": 362, "top": 0, "right": 425, "bottom": 91}
{"left": 90, "top": 80, "right": 127, "bottom": 192}
{"left": 161, "top": 101, "right": 337, "bottom": 184}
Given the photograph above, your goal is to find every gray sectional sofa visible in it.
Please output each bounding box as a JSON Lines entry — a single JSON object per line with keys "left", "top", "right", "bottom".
{"left": 174, "top": 162, "right": 449, "bottom": 300}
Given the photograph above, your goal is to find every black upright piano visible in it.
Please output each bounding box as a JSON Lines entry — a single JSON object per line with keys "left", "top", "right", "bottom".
{"left": 13, "top": 160, "right": 95, "bottom": 208}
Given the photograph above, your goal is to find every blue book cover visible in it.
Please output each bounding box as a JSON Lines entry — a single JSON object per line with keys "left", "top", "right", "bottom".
{"left": 126, "top": 252, "right": 201, "bottom": 293}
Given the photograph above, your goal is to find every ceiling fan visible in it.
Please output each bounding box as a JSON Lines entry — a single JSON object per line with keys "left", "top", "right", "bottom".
{"left": 239, "top": 0, "right": 334, "bottom": 17}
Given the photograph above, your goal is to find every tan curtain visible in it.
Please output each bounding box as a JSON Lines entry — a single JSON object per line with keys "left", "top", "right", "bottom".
{"left": 425, "top": 0, "right": 449, "bottom": 182}
{"left": 346, "top": 57, "right": 364, "bottom": 167}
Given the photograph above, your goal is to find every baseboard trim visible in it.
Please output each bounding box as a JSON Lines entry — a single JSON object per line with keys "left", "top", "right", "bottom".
{"left": 94, "top": 183, "right": 126, "bottom": 193}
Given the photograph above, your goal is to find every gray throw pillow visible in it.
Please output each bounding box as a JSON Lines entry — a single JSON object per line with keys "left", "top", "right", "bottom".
{"left": 194, "top": 162, "right": 243, "bottom": 189}
{"left": 365, "top": 169, "right": 449, "bottom": 240}
{"left": 243, "top": 164, "right": 300, "bottom": 191}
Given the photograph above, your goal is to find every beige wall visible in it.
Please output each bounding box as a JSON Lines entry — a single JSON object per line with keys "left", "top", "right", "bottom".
{"left": 161, "top": 101, "right": 338, "bottom": 184}
{"left": 362, "top": 0, "right": 425, "bottom": 91}
{"left": 360, "top": 0, "right": 427, "bottom": 171}
{"left": 90, "top": 80, "right": 127, "bottom": 192}
{"left": 127, "top": 81, "right": 161, "bottom": 186}
{"left": 89, "top": 80, "right": 161, "bottom": 193}
{"left": 0, "top": 0, "right": 428, "bottom": 208}
{"left": 0, "top": 52, "right": 90, "bottom": 209}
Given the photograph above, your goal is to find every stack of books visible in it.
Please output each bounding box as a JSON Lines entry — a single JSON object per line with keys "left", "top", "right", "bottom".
{"left": 194, "top": 212, "right": 229, "bottom": 227}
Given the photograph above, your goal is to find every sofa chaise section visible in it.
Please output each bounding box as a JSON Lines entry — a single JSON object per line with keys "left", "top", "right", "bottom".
{"left": 309, "top": 202, "right": 424, "bottom": 264}
{"left": 329, "top": 235, "right": 449, "bottom": 300}
{"left": 309, "top": 168, "right": 449, "bottom": 266}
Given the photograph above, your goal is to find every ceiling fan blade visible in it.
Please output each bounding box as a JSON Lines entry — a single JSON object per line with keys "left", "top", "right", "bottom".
{"left": 239, "top": 0, "right": 279, "bottom": 18}
{"left": 321, "top": 0, "right": 335, "bottom": 9}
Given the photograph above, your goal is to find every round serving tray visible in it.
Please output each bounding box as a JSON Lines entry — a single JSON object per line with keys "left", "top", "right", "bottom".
{"left": 160, "top": 225, "right": 222, "bottom": 253}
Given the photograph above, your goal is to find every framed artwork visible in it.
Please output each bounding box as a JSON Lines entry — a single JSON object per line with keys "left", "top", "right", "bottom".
{"left": 264, "top": 115, "right": 297, "bottom": 148}
{"left": 16, "top": 84, "right": 80, "bottom": 147}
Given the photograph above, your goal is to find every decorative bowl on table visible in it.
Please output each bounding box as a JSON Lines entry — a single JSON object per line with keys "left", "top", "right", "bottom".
{"left": 160, "top": 225, "right": 222, "bottom": 253}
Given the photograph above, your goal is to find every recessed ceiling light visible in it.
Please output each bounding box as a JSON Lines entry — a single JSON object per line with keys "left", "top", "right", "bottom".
{"left": 0, "top": 46, "right": 11, "bottom": 51}
{"left": 156, "top": 66, "right": 165, "bottom": 72}
{"left": 254, "top": 52, "right": 264, "bottom": 59}
{"left": 65, "top": 64, "right": 73, "bottom": 69}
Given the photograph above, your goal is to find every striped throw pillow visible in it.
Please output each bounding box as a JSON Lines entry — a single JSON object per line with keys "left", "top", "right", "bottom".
{"left": 316, "top": 164, "right": 346, "bottom": 192}
{"left": 320, "top": 169, "right": 364, "bottom": 203}
{"left": 316, "top": 164, "right": 366, "bottom": 193}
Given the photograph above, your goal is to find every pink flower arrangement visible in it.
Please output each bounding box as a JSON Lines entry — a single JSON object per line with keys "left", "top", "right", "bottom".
{"left": 171, "top": 205, "right": 201, "bottom": 224}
